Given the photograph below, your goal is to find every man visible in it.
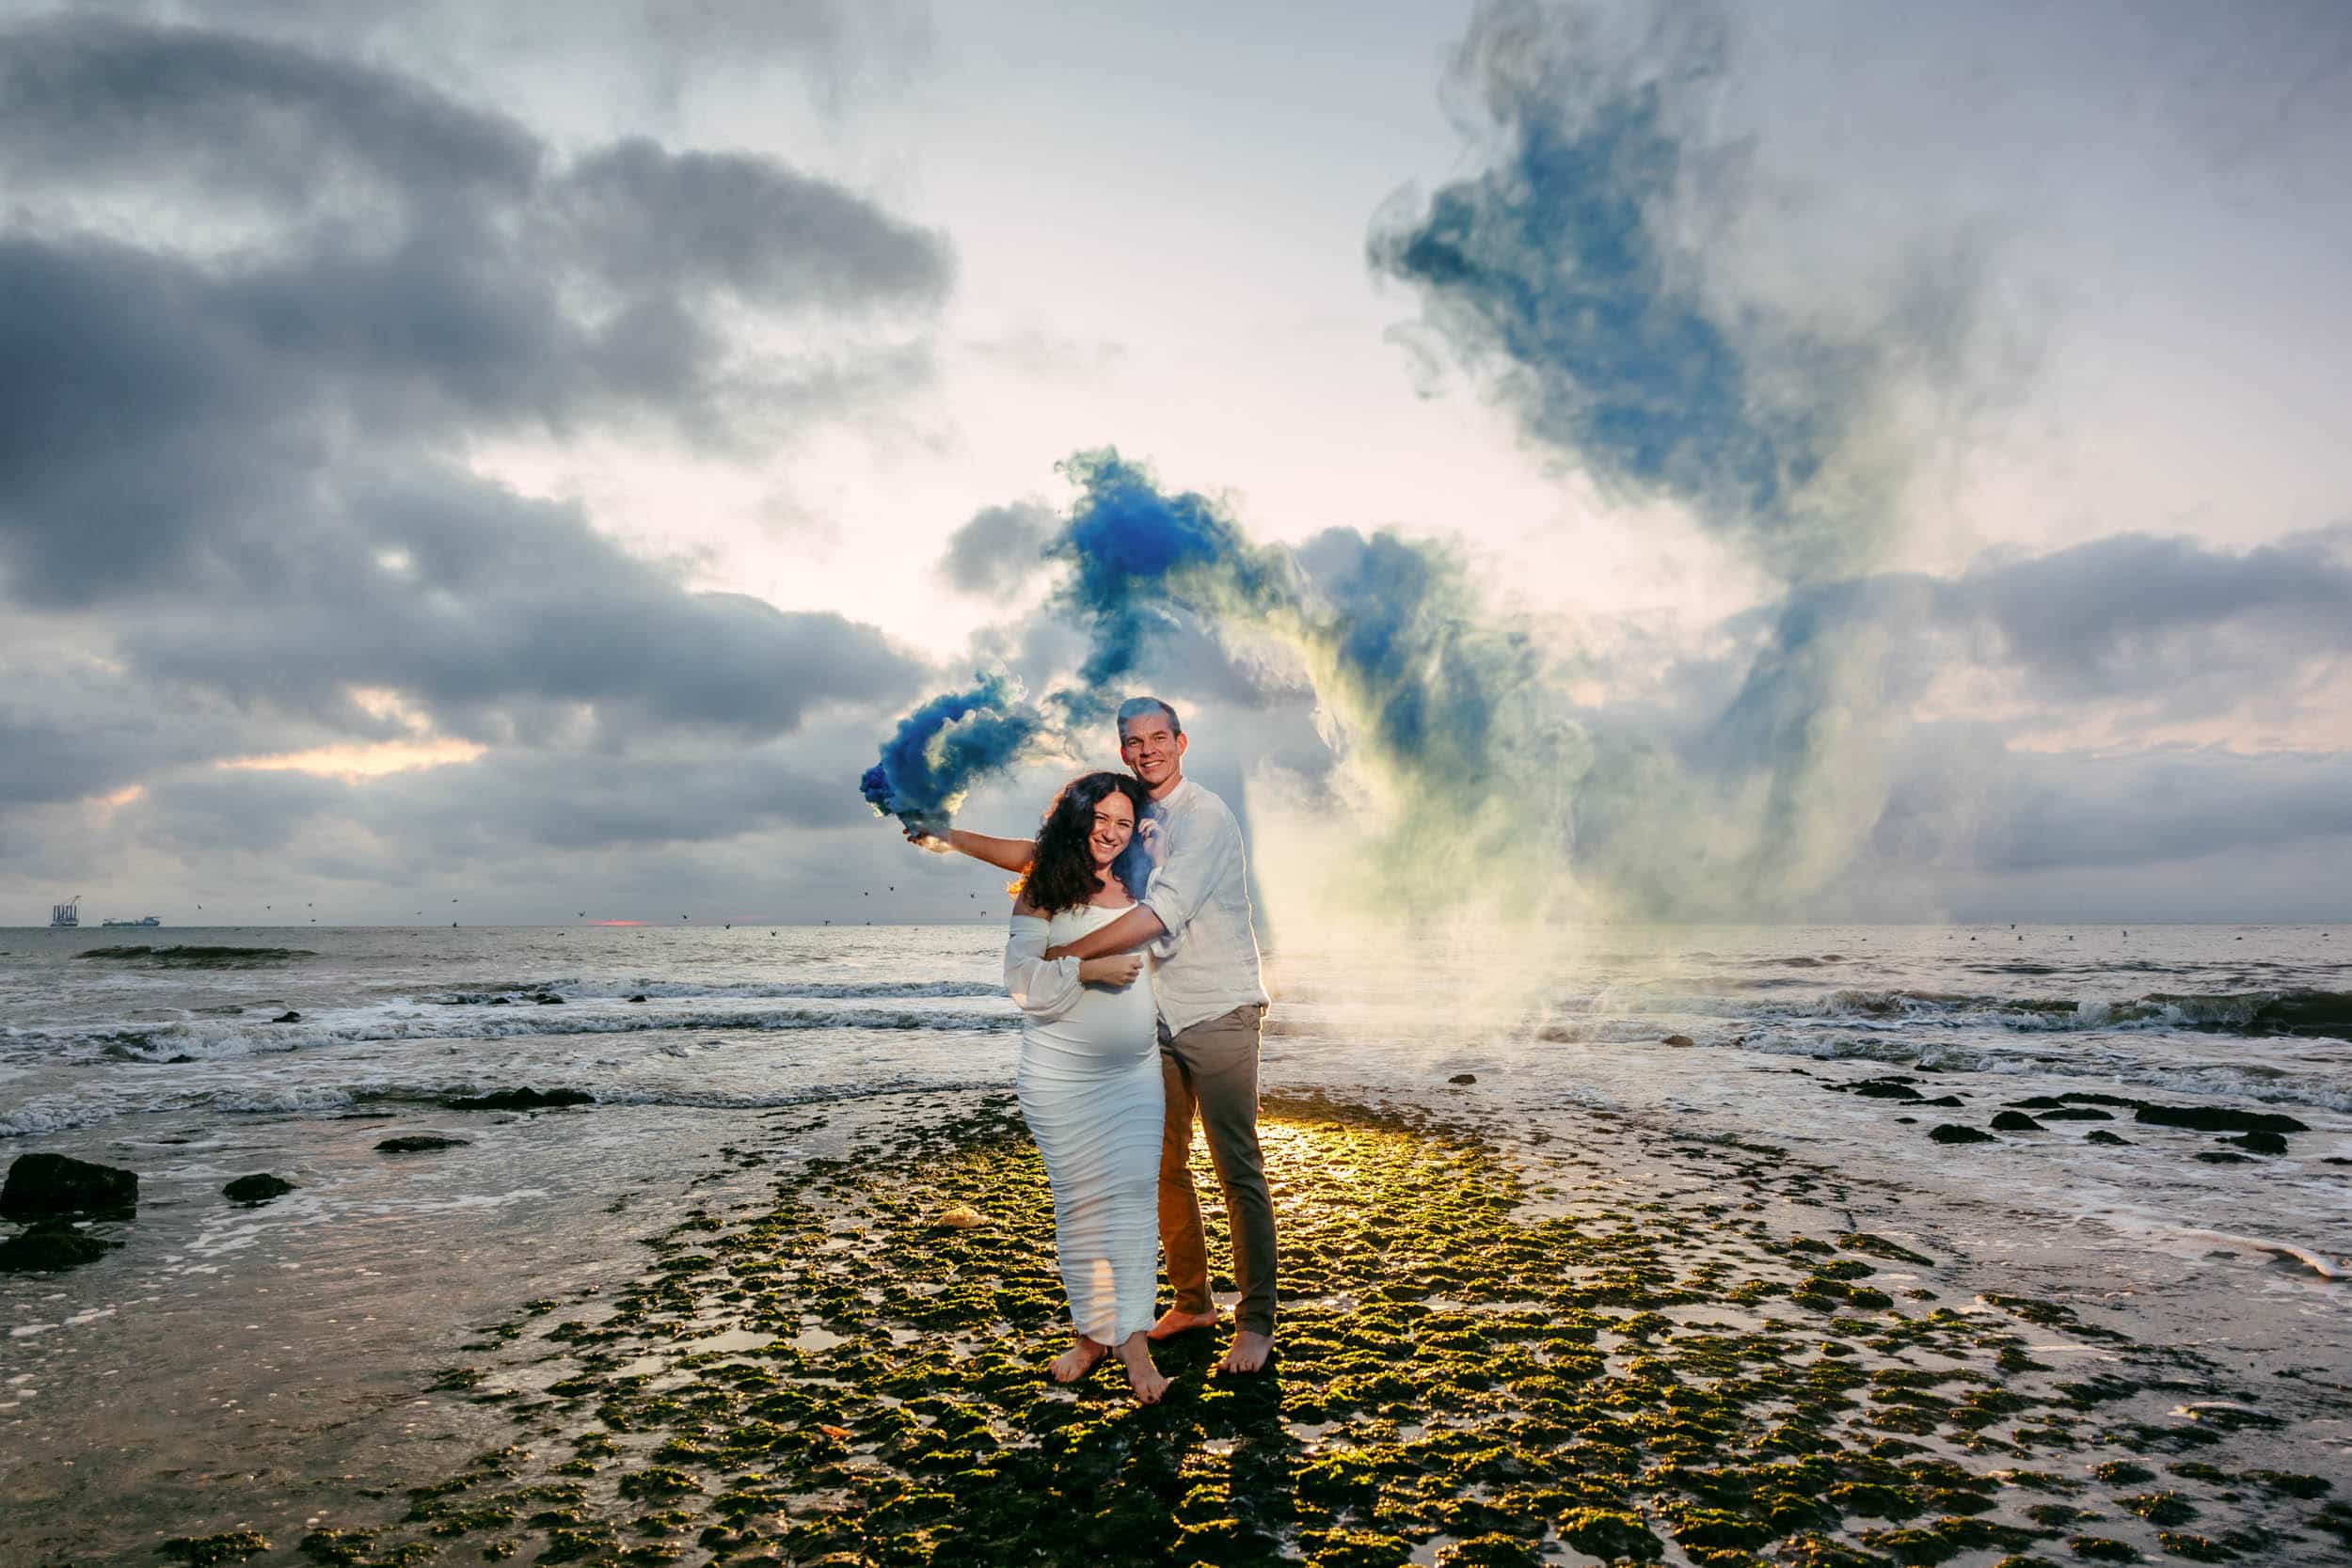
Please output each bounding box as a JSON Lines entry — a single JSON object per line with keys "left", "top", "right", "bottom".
{"left": 912, "top": 696, "right": 1276, "bottom": 1374}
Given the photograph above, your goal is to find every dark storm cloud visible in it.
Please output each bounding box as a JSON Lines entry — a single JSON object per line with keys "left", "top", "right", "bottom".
{"left": 1955, "top": 746, "right": 2352, "bottom": 875}
{"left": 0, "top": 11, "right": 946, "bottom": 758}
{"left": 1946, "top": 529, "right": 2352, "bottom": 704}
{"left": 0, "top": 12, "right": 538, "bottom": 202}
{"left": 135, "top": 743, "right": 867, "bottom": 860}
{"left": 938, "top": 502, "right": 1057, "bottom": 594}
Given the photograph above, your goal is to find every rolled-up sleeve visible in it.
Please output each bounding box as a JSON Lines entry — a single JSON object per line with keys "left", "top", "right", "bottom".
{"left": 1142, "top": 809, "right": 1235, "bottom": 956}
{"left": 1005, "top": 915, "right": 1082, "bottom": 1021}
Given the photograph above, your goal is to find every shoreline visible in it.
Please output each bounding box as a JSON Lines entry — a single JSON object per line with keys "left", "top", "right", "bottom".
{"left": 8, "top": 1089, "right": 2346, "bottom": 1566}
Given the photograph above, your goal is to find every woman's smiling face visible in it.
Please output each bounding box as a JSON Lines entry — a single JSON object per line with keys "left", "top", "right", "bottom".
{"left": 1089, "top": 790, "right": 1136, "bottom": 868}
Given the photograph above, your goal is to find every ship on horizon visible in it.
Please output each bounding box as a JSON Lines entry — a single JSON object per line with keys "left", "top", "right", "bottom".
{"left": 50, "top": 895, "right": 81, "bottom": 929}
{"left": 100, "top": 914, "right": 163, "bottom": 927}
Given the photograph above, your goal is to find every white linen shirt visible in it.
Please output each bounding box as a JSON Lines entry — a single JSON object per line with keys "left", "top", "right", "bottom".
{"left": 1139, "top": 776, "right": 1269, "bottom": 1036}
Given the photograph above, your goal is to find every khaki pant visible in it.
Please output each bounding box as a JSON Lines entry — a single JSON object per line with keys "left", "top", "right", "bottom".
{"left": 1157, "top": 1003, "right": 1276, "bottom": 1336}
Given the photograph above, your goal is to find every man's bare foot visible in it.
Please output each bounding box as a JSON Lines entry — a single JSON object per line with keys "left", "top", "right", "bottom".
{"left": 1118, "top": 1333, "right": 1172, "bottom": 1405}
{"left": 1149, "top": 1307, "right": 1217, "bottom": 1341}
{"left": 1216, "top": 1329, "right": 1274, "bottom": 1375}
{"left": 1049, "top": 1336, "right": 1109, "bottom": 1383}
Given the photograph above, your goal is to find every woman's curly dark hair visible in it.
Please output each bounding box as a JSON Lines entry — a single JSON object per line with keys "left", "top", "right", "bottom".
{"left": 1016, "top": 771, "right": 1152, "bottom": 915}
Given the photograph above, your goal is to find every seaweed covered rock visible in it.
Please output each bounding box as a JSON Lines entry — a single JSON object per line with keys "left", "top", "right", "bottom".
{"left": 223, "top": 1174, "right": 295, "bottom": 1204}
{"left": 375, "top": 1134, "right": 469, "bottom": 1153}
{"left": 2133, "top": 1104, "right": 2307, "bottom": 1135}
{"left": 444, "top": 1087, "right": 594, "bottom": 1112}
{"left": 1, "top": 1151, "right": 137, "bottom": 1219}
{"left": 1930, "top": 1124, "right": 1996, "bottom": 1145}
{"left": 0, "top": 1219, "right": 116, "bottom": 1272}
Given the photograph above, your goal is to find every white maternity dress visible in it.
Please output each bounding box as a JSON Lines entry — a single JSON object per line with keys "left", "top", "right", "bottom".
{"left": 1005, "top": 902, "right": 1162, "bottom": 1346}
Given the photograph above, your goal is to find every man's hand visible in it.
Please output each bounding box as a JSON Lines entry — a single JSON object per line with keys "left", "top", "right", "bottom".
{"left": 1137, "top": 818, "right": 1168, "bottom": 868}
{"left": 1078, "top": 955, "right": 1144, "bottom": 987}
{"left": 902, "top": 825, "right": 950, "bottom": 853}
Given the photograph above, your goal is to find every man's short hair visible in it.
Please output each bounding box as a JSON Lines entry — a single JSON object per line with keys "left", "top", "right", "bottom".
{"left": 1115, "top": 696, "right": 1183, "bottom": 739}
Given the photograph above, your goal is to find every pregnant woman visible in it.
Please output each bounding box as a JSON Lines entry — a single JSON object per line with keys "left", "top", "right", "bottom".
{"left": 1004, "top": 770, "right": 1171, "bottom": 1404}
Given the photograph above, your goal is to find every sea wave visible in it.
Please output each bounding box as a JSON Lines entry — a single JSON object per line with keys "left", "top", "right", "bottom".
{"left": 1755, "top": 987, "right": 2352, "bottom": 1040}
{"left": 10, "top": 1003, "right": 1021, "bottom": 1062}
{"left": 0, "top": 1073, "right": 1006, "bottom": 1138}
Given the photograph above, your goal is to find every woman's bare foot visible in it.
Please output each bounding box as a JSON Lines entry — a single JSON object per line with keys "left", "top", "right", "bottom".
{"left": 1149, "top": 1307, "right": 1217, "bottom": 1341}
{"left": 1216, "top": 1329, "right": 1274, "bottom": 1375}
{"left": 1048, "top": 1335, "right": 1109, "bottom": 1383}
{"left": 1118, "top": 1333, "right": 1171, "bottom": 1405}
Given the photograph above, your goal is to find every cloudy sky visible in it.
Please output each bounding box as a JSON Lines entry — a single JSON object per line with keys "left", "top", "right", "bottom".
{"left": 5, "top": 0, "right": 2349, "bottom": 927}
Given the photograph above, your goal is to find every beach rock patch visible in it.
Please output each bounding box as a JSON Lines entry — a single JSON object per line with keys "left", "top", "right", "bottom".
{"left": 0, "top": 1219, "right": 117, "bottom": 1273}
{"left": 1447, "top": 1073, "right": 1477, "bottom": 1085}
{"left": 2087, "top": 1131, "right": 2133, "bottom": 1146}
{"left": 1931, "top": 1123, "right": 1996, "bottom": 1144}
{"left": 1991, "top": 1111, "right": 2045, "bottom": 1132}
{"left": 222, "top": 1174, "right": 294, "bottom": 1204}
{"left": 2132, "top": 1104, "right": 2308, "bottom": 1135}
{"left": 1661, "top": 1034, "right": 1694, "bottom": 1048}
{"left": 374, "top": 1135, "right": 469, "bottom": 1153}
{"left": 269, "top": 1011, "right": 302, "bottom": 1024}
{"left": 2038, "top": 1107, "right": 2115, "bottom": 1121}
{"left": 2226, "top": 1131, "right": 2289, "bottom": 1156}
{"left": 1845, "top": 1079, "right": 1922, "bottom": 1101}
{"left": 259, "top": 1092, "right": 2339, "bottom": 1568}
{"left": 1, "top": 1151, "right": 138, "bottom": 1219}
{"left": 443, "top": 1087, "right": 595, "bottom": 1112}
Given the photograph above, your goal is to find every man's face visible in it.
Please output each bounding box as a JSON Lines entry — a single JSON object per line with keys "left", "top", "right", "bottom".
{"left": 1119, "top": 714, "right": 1186, "bottom": 791}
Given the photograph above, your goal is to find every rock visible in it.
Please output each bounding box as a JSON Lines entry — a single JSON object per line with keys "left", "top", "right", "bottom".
{"left": 2010, "top": 1096, "right": 2068, "bottom": 1109}
{"left": 1661, "top": 1035, "right": 1695, "bottom": 1049}
{"left": 1894, "top": 1117, "right": 1918, "bottom": 1124}
{"left": 2038, "top": 1107, "right": 2114, "bottom": 1121}
{"left": 1920, "top": 1095, "right": 1966, "bottom": 1108}
{"left": 486, "top": 996, "right": 510, "bottom": 1006}
{"left": 1447, "top": 1073, "right": 1477, "bottom": 1085}
{"left": 533, "top": 993, "right": 564, "bottom": 1005}
{"left": 2086, "top": 1130, "right": 2133, "bottom": 1146}
{"left": 2134, "top": 1103, "right": 2308, "bottom": 1134}
{"left": 1849, "top": 1080, "right": 1921, "bottom": 1101}
{"left": 1930, "top": 1124, "right": 1996, "bottom": 1145}
{"left": 444, "top": 1087, "right": 594, "bottom": 1112}
{"left": 2194, "top": 1150, "right": 2248, "bottom": 1164}
{"left": 1990, "top": 1111, "right": 2044, "bottom": 1132}
{"left": 270, "top": 1010, "right": 302, "bottom": 1023}
{"left": 0, "top": 1220, "right": 115, "bottom": 1273}
{"left": 223, "top": 1174, "right": 294, "bottom": 1204}
{"left": 375, "top": 1135, "right": 470, "bottom": 1153}
{"left": 628, "top": 993, "right": 648, "bottom": 1004}
{"left": 1, "top": 1152, "right": 138, "bottom": 1219}
{"left": 2228, "top": 1131, "right": 2289, "bottom": 1155}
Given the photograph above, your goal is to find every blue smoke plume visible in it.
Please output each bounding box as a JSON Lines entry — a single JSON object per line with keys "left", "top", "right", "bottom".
{"left": 864, "top": 449, "right": 1577, "bottom": 903}
{"left": 858, "top": 672, "right": 1047, "bottom": 833}
{"left": 1043, "top": 449, "right": 1296, "bottom": 723}
{"left": 1368, "top": 0, "right": 1874, "bottom": 582}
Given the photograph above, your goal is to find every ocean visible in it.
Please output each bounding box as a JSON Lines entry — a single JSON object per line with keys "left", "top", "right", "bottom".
{"left": 2, "top": 920, "right": 2347, "bottom": 1559}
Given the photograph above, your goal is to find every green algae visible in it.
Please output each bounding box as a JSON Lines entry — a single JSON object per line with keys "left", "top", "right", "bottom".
{"left": 156, "top": 1534, "right": 271, "bottom": 1566}
{"left": 187, "top": 1090, "right": 2340, "bottom": 1568}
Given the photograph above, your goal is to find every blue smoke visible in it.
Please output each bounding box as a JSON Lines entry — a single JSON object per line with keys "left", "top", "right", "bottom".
{"left": 863, "top": 451, "right": 1571, "bottom": 853}
{"left": 1043, "top": 449, "right": 1295, "bottom": 723}
{"left": 858, "top": 672, "right": 1047, "bottom": 833}
{"left": 1369, "top": 1, "right": 1865, "bottom": 575}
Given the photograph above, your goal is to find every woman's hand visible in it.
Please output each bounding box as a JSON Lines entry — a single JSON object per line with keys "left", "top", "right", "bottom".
{"left": 1079, "top": 954, "right": 1144, "bottom": 988}
{"left": 1137, "top": 818, "right": 1168, "bottom": 868}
